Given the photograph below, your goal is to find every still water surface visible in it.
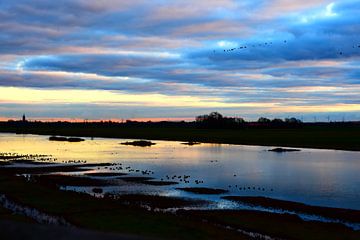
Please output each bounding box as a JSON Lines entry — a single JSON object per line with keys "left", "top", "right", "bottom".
{"left": 1, "top": 133, "right": 359, "bottom": 210}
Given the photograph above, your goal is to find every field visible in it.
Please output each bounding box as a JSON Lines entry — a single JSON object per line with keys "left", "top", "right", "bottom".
{"left": 1, "top": 122, "right": 360, "bottom": 151}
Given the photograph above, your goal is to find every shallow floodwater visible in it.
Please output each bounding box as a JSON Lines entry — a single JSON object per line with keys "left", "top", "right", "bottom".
{"left": 1, "top": 133, "right": 360, "bottom": 210}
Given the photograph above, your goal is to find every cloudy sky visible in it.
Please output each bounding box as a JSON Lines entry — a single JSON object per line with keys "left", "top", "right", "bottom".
{"left": 1, "top": 0, "right": 360, "bottom": 121}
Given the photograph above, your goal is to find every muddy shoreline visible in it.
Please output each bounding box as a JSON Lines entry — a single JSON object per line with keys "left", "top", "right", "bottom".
{"left": 0, "top": 156, "right": 359, "bottom": 239}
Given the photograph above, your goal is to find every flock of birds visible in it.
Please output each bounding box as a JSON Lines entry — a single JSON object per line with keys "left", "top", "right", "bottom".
{"left": 2, "top": 151, "right": 275, "bottom": 194}
{"left": 92, "top": 161, "right": 274, "bottom": 192}
{"left": 338, "top": 43, "right": 360, "bottom": 55}
{"left": 212, "top": 39, "right": 360, "bottom": 57}
{"left": 215, "top": 40, "right": 287, "bottom": 54}
{"left": 228, "top": 184, "right": 273, "bottom": 192}
{"left": 62, "top": 159, "right": 87, "bottom": 164}
{"left": 161, "top": 175, "right": 196, "bottom": 184}
{"left": 0, "top": 153, "right": 56, "bottom": 162}
{"left": 96, "top": 164, "right": 204, "bottom": 185}
{"left": 99, "top": 163, "right": 155, "bottom": 175}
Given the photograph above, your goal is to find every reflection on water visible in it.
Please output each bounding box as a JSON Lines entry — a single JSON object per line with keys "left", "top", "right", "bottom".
{"left": 1, "top": 133, "right": 360, "bottom": 210}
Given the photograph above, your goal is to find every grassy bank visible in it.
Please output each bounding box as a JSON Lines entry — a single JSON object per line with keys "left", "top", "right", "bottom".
{"left": 0, "top": 174, "right": 244, "bottom": 240}
{"left": 1, "top": 123, "right": 360, "bottom": 151}
{"left": 0, "top": 161, "right": 359, "bottom": 240}
{"left": 222, "top": 196, "right": 360, "bottom": 223}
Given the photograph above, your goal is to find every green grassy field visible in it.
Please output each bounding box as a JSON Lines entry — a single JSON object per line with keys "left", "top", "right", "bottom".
{"left": 1, "top": 124, "right": 360, "bottom": 150}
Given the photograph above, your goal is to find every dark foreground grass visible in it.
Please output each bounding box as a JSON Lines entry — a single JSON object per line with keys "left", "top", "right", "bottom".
{"left": 0, "top": 174, "right": 246, "bottom": 240}
{"left": 0, "top": 219, "right": 149, "bottom": 240}
{"left": 2, "top": 124, "right": 360, "bottom": 150}
{"left": 223, "top": 196, "right": 360, "bottom": 223}
{"left": 176, "top": 187, "right": 229, "bottom": 195}
{"left": 181, "top": 210, "right": 360, "bottom": 240}
{"left": 84, "top": 172, "right": 128, "bottom": 177}
{"left": 117, "top": 177, "right": 178, "bottom": 186}
{"left": 33, "top": 174, "right": 114, "bottom": 187}
{"left": 0, "top": 172, "right": 359, "bottom": 239}
{"left": 107, "top": 194, "right": 208, "bottom": 209}
{"left": 0, "top": 206, "right": 35, "bottom": 224}
{"left": 0, "top": 163, "right": 114, "bottom": 175}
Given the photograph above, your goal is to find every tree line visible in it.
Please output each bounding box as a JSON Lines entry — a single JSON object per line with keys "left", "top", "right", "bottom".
{"left": 196, "top": 112, "right": 302, "bottom": 128}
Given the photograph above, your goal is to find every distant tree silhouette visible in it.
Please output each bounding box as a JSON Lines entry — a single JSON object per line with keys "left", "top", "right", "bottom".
{"left": 208, "top": 112, "right": 223, "bottom": 120}
{"left": 285, "top": 117, "right": 302, "bottom": 124}
{"left": 196, "top": 112, "right": 245, "bottom": 128}
{"left": 196, "top": 112, "right": 223, "bottom": 122}
{"left": 257, "top": 117, "right": 271, "bottom": 123}
{"left": 271, "top": 118, "right": 284, "bottom": 124}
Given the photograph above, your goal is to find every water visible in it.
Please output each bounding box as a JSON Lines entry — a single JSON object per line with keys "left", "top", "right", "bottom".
{"left": 1, "top": 133, "right": 360, "bottom": 210}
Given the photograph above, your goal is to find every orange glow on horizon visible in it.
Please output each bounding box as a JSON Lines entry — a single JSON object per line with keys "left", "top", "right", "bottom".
{"left": 0, "top": 116, "right": 194, "bottom": 123}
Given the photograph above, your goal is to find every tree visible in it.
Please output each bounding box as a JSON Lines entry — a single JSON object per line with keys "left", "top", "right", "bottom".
{"left": 258, "top": 117, "right": 271, "bottom": 123}
{"left": 208, "top": 112, "right": 223, "bottom": 120}
{"left": 196, "top": 112, "right": 223, "bottom": 122}
{"left": 271, "top": 118, "right": 284, "bottom": 124}
{"left": 195, "top": 112, "right": 244, "bottom": 128}
{"left": 285, "top": 117, "right": 302, "bottom": 124}
{"left": 196, "top": 114, "right": 208, "bottom": 122}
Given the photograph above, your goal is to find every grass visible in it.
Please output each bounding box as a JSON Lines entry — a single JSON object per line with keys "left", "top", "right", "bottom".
{"left": 2, "top": 124, "right": 360, "bottom": 150}
{"left": 0, "top": 174, "right": 245, "bottom": 239}
{"left": 107, "top": 194, "right": 208, "bottom": 209}
{"left": 84, "top": 172, "right": 128, "bottom": 177}
{"left": 182, "top": 210, "right": 360, "bottom": 240}
{"left": 33, "top": 174, "right": 115, "bottom": 187}
{"left": 176, "top": 187, "right": 229, "bottom": 195}
{"left": 0, "top": 206, "right": 35, "bottom": 223}
{"left": 142, "top": 180, "right": 178, "bottom": 186}
{"left": 117, "top": 177, "right": 154, "bottom": 182}
{"left": 0, "top": 167, "right": 359, "bottom": 239}
{"left": 222, "top": 196, "right": 360, "bottom": 222}
{"left": 117, "top": 177, "right": 178, "bottom": 186}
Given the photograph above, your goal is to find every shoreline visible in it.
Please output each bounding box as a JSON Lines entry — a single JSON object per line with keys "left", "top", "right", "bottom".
{"left": 2, "top": 151, "right": 359, "bottom": 212}
{"left": 0, "top": 159, "right": 359, "bottom": 239}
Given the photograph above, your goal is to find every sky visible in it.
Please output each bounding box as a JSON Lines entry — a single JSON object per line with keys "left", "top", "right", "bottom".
{"left": 0, "top": 0, "right": 360, "bottom": 122}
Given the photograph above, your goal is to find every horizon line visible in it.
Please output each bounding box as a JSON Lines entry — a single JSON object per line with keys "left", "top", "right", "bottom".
{"left": 0, "top": 117, "right": 195, "bottom": 123}
{"left": 1, "top": 116, "right": 359, "bottom": 124}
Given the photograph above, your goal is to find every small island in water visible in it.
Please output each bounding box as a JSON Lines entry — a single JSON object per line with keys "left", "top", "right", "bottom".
{"left": 268, "top": 147, "right": 301, "bottom": 152}
{"left": 49, "top": 136, "right": 85, "bottom": 142}
{"left": 121, "top": 140, "right": 156, "bottom": 147}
